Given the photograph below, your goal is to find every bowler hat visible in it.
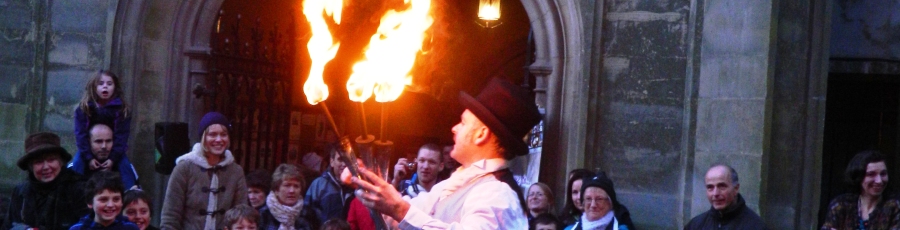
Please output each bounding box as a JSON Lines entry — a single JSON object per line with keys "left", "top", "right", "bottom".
{"left": 459, "top": 78, "right": 542, "bottom": 158}
{"left": 17, "top": 132, "right": 72, "bottom": 171}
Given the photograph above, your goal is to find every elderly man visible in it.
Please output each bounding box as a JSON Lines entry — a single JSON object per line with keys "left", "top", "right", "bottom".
{"left": 685, "top": 164, "right": 767, "bottom": 230}
{"left": 353, "top": 78, "right": 541, "bottom": 229}
{"left": 2, "top": 132, "right": 89, "bottom": 230}
{"left": 68, "top": 123, "right": 139, "bottom": 189}
{"left": 392, "top": 143, "right": 445, "bottom": 198}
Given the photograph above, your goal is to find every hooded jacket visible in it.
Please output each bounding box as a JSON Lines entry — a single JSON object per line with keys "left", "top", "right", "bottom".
{"left": 2, "top": 168, "right": 90, "bottom": 230}
{"left": 684, "top": 194, "right": 767, "bottom": 230}
{"left": 160, "top": 143, "right": 247, "bottom": 230}
{"left": 74, "top": 98, "right": 131, "bottom": 164}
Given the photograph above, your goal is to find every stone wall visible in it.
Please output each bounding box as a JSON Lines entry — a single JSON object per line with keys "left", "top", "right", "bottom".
{"left": 0, "top": 0, "right": 114, "bottom": 192}
{"left": 591, "top": 0, "right": 693, "bottom": 228}
{"left": 830, "top": 0, "right": 900, "bottom": 59}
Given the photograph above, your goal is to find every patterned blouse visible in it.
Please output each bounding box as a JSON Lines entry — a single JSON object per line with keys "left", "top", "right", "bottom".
{"left": 821, "top": 193, "right": 900, "bottom": 230}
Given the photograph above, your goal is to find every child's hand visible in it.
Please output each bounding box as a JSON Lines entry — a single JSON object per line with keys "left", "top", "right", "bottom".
{"left": 100, "top": 159, "right": 113, "bottom": 170}
{"left": 89, "top": 159, "right": 101, "bottom": 170}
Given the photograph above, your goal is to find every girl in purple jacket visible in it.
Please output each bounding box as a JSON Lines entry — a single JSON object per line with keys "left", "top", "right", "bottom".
{"left": 70, "top": 70, "right": 138, "bottom": 188}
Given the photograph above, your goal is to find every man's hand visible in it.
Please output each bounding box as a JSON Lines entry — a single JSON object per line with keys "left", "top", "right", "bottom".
{"left": 392, "top": 158, "right": 409, "bottom": 188}
{"left": 354, "top": 168, "right": 410, "bottom": 222}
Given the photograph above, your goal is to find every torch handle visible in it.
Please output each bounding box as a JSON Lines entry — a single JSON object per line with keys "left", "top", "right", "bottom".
{"left": 338, "top": 137, "right": 362, "bottom": 179}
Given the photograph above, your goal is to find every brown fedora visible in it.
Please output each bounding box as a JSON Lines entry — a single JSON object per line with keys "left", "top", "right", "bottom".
{"left": 459, "top": 78, "right": 542, "bottom": 158}
{"left": 16, "top": 132, "right": 72, "bottom": 171}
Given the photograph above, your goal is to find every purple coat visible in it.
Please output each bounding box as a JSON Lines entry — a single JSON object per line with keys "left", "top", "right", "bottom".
{"left": 73, "top": 97, "right": 131, "bottom": 164}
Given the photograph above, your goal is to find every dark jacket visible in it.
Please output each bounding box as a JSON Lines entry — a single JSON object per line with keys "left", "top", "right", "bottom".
{"left": 2, "top": 169, "right": 90, "bottom": 230}
{"left": 68, "top": 215, "right": 140, "bottom": 230}
{"left": 69, "top": 154, "right": 139, "bottom": 189}
{"left": 257, "top": 205, "right": 318, "bottom": 230}
{"left": 304, "top": 169, "right": 353, "bottom": 224}
{"left": 74, "top": 98, "right": 131, "bottom": 164}
{"left": 684, "top": 194, "right": 767, "bottom": 230}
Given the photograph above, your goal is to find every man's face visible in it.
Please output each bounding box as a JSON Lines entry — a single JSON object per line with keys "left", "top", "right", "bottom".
{"left": 450, "top": 110, "right": 483, "bottom": 166}
{"left": 90, "top": 125, "right": 114, "bottom": 162}
{"left": 248, "top": 187, "right": 267, "bottom": 208}
{"left": 705, "top": 166, "right": 739, "bottom": 210}
{"left": 31, "top": 153, "right": 62, "bottom": 183}
{"left": 415, "top": 148, "right": 443, "bottom": 184}
{"left": 330, "top": 152, "right": 346, "bottom": 177}
{"left": 275, "top": 178, "right": 303, "bottom": 206}
{"left": 89, "top": 189, "right": 123, "bottom": 226}
{"left": 535, "top": 223, "right": 558, "bottom": 230}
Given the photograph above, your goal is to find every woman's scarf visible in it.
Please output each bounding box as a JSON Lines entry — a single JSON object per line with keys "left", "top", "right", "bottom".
{"left": 266, "top": 193, "right": 303, "bottom": 230}
{"left": 580, "top": 211, "right": 614, "bottom": 230}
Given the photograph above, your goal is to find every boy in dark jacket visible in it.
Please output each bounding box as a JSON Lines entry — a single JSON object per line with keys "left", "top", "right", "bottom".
{"left": 68, "top": 171, "right": 139, "bottom": 230}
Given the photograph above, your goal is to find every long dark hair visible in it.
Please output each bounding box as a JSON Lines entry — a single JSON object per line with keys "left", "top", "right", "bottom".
{"left": 78, "top": 70, "right": 129, "bottom": 118}
{"left": 845, "top": 150, "right": 888, "bottom": 194}
{"left": 561, "top": 169, "right": 592, "bottom": 221}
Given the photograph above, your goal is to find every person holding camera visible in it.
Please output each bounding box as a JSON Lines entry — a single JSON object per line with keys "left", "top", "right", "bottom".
{"left": 391, "top": 143, "right": 445, "bottom": 198}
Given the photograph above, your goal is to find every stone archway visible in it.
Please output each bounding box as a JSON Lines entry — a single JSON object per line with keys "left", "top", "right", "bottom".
{"left": 111, "top": 0, "right": 585, "bottom": 225}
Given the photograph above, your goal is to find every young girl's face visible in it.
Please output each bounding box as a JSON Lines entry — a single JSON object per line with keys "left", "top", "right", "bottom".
{"left": 96, "top": 74, "right": 116, "bottom": 102}
{"left": 123, "top": 199, "right": 151, "bottom": 230}
{"left": 229, "top": 218, "right": 257, "bottom": 230}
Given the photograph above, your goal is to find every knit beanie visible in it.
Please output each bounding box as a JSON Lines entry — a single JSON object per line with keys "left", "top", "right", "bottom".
{"left": 581, "top": 171, "right": 617, "bottom": 209}
{"left": 199, "top": 112, "right": 231, "bottom": 138}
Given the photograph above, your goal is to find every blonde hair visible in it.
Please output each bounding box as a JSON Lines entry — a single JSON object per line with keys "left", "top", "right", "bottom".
{"left": 271, "top": 163, "right": 304, "bottom": 190}
{"left": 78, "top": 70, "right": 129, "bottom": 118}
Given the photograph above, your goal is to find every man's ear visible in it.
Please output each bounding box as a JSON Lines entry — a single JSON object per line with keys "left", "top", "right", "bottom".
{"left": 472, "top": 126, "right": 491, "bottom": 146}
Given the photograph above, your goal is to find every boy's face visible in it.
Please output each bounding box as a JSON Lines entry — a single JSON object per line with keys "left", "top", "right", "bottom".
{"left": 229, "top": 218, "right": 257, "bottom": 230}
{"left": 88, "top": 189, "right": 123, "bottom": 226}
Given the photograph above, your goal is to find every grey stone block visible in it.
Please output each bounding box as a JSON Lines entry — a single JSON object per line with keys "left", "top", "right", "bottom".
{"left": 695, "top": 98, "right": 767, "bottom": 154}
{"left": 51, "top": 0, "right": 108, "bottom": 32}
{"left": 701, "top": 0, "right": 773, "bottom": 56}
{"left": 698, "top": 55, "right": 770, "bottom": 98}
{"left": 46, "top": 69, "right": 92, "bottom": 105}
{"left": 0, "top": 139, "right": 26, "bottom": 192}
{"left": 617, "top": 191, "right": 680, "bottom": 230}
{"left": 0, "top": 28, "right": 37, "bottom": 63}
{"left": 48, "top": 32, "right": 104, "bottom": 67}
{"left": 0, "top": 0, "right": 34, "bottom": 30}
{"left": 0, "top": 102, "right": 28, "bottom": 140}
{"left": 0, "top": 65, "right": 30, "bottom": 102}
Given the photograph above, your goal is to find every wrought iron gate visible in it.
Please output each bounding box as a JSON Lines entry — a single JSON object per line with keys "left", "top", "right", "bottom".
{"left": 198, "top": 11, "right": 296, "bottom": 172}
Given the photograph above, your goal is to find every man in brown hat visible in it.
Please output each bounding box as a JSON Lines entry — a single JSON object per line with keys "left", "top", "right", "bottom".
{"left": 352, "top": 78, "right": 541, "bottom": 229}
{"left": 2, "top": 132, "right": 90, "bottom": 230}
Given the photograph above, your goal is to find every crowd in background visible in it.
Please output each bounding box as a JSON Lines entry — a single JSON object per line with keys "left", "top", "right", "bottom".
{"left": 1, "top": 71, "right": 897, "bottom": 230}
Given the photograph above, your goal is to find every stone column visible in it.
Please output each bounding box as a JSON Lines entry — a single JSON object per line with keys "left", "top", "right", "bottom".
{"left": 688, "top": 0, "right": 777, "bottom": 219}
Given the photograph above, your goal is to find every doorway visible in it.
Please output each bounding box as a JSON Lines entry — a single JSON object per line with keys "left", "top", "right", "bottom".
{"left": 819, "top": 73, "right": 900, "bottom": 222}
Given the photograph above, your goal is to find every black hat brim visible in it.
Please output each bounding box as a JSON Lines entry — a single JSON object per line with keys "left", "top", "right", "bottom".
{"left": 459, "top": 91, "right": 529, "bottom": 158}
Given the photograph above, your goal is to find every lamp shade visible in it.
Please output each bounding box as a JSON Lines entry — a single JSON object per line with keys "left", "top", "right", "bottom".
{"left": 478, "top": 0, "right": 501, "bottom": 21}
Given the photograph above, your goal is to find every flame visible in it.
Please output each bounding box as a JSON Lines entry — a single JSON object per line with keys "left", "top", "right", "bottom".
{"left": 302, "top": 0, "right": 343, "bottom": 105}
{"left": 346, "top": 0, "right": 433, "bottom": 103}
{"left": 478, "top": 0, "right": 500, "bottom": 21}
